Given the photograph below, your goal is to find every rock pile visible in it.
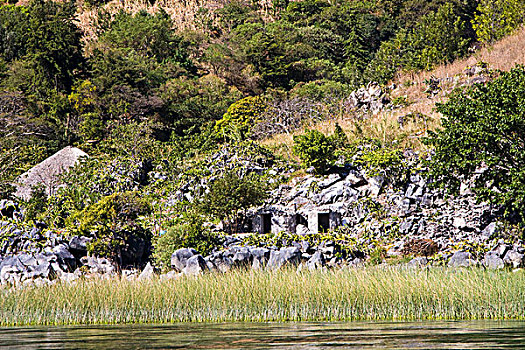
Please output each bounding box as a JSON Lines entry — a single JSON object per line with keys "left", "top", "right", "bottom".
{"left": 347, "top": 82, "right": 389, "bottom": 114}
{"left": 1, "top": 150, "right": 524, "bottom": 285}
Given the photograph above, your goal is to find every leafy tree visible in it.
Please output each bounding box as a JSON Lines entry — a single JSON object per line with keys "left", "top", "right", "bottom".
{"left": 217, "top": 0, "right": 260, "bottom": 32}
{"left": 158, "top": 74, "right": 242, "bottom": 135}
{"left": 24, "top": 0, "right": 83, "bottom": 95}
{"left": 99, "top": 10, "right": 195, "bottom": 70}
{"left": 227, "top": 1, "right": 381, "bottom": 90}
{"left": 426, "top": 66, "right": 525, "bottom": 219}
{"left": 89, "top": 10, "right": 196, "bottom": 127}
{"left": 199, "top": 170, "right": 268, "bottom": 233}
{"left": 0, "top": 0, "right": 83, "bottom": 159}
{"left": 0, "top": 89, "right": 58, "bottom": 199}
{"left": 90, "top": 47, "right": 166, "bottom": 121}
{"left": 391, "top": 0, "right": 478, "bottom": 31}
{"left": 0, "top": 5, "right": 29, "bottom": 62}
{"left": 283, "top": 0, "right": 330, "bottom": 25}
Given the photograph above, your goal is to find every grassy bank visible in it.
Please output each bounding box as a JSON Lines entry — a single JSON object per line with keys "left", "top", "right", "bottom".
{"left": 2, "top": 267, "right": 525, "bottom": 326}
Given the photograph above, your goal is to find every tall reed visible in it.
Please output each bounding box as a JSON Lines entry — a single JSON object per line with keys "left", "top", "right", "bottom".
{"left": 2, "top": 267, "right": 525, "bottom": 326}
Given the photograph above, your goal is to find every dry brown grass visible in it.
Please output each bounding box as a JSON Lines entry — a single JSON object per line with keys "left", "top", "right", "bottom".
{"left": 401, "top": 26, "right": 525, "bottom": 87}
{"left": 76, "top": 0, "right": 206, "bottom": 46}
{"left": 75, "top": 0, "right": 276, "bottom": 47}
{"left": 261, "top": 110, "right": 440, "bottom": 161}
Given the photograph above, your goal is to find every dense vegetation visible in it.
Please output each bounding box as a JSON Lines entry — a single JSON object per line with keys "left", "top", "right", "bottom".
{"left": 427, "top": 67, "right": 525, "bottom": 221}
{"left": 3, "top": 268, "right": 525, "bottom": 325}
{"left": 2, "top": 0, "right": 525, "bottom": 264}
{"left": 3, "top": 0, "right": 523, "bottom": 184}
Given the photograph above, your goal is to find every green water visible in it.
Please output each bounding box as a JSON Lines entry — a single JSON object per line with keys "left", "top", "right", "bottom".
{"left": 1, "top": 321, "right": 525, "bottom": 349}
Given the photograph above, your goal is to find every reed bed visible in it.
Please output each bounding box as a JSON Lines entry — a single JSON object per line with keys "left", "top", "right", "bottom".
{"left": 2, "top": 267, "right": 525, "bottom": 326}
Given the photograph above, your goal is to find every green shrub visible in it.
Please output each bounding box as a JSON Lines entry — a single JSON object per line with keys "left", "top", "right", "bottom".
{"left": 329, "top": 123, "right": 348, "bottom": 149}
{"left": 70, "top": 191, "right": 152, "bottom": 262}
{"left": 290, "top": 80, "right": 350, "bottom": 100}
{"left": 472, "top": 0, "right": 525, "bottom": 44}
{"left": 199, "top": 170, "right": 268, "bottom": 233}
{"left": 23, "top": 185, "right": 47, "bottom": 222}
{"left": 368, "top": 246, "right": 387, "bottom": 265}
{"left": 293, "top": 129, "right": 335, "bottom": 173}
{"left": 152, "top": 213, "right": 218, "bottom": 268}
{"left": 356, "top": 147, "right": 405, "bottom": 177}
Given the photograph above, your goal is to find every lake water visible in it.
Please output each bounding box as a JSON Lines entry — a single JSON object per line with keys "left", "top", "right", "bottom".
{"left": 1, "top": 321, "right": 525, "bottom": 349}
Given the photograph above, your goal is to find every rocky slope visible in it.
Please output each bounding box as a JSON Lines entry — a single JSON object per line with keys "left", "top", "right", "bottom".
{"left": 1, "top": 147, "right": 523, "bottom": 286}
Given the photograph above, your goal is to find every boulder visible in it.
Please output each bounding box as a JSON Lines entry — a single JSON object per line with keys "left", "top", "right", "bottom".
{"left": 267, "top": 247, "right": 302, "bottom": 270}
{"left": 80, "top": 256, "right": 116, "bottom": 275}
{"left": 0, "top": 265, "right": 23, "bottom": 285}
{"left": 60, "top": 272, "right": 77, "bottom": 283}
{"left": 0, "top": 256, "right": 24, "bottom": 272}
{"left": 69, "top": 236, "right": 91, "bottom": 256}
{"left": 319, "top": 241, "right": 337, "bottom": 259}
{"left": 52, "top": 244, "right": 76, "bottom": 271}
{"left": 206, "top": 252, "right": 233, "bottom": 273}
{"left": 481, "top": 222, "right": 499, "bottom": 241}
{"left": 251, "top": 248, "right": 270, "bottom": 270}
{"left": 493, "top": 243, "right": 510, "bottom": 258}
{"left": 231, "top": 247, "right": 252, "bottom": 267}
{"left": 345, "top": 170, "right": 367, "bottom": 187}
{"left": 368, "top": 176, "right": 384, "bottom": 197}
{"left": 405, "top": 184, "right": 424, "bottom": 200}
{"left": 299, "top": 240, "right": 310, "bottom": 253}
{"left": 448, "top": 251, "right": 476, "bottom": 268}
{"left": 483, "top": 252, "right": 504, "bottom": 269}
{"left": 26, "top": 261, "right": 54, "bottom": 279}
{"left": 316, "top": 183, "right": 344, "bottom": 204}
{"left": 138, "top": 262, "right": 155, "bottom": 280}
{"left": 504, "top": 249, "right": 524, "bottom": 268}
{"left": 452, "top": 217, "right": 468, "bottom": 230}
{"left": 14, "top": 146, "right": 88, "bottom": 201}
{"left": 296, "top": 224, "right": 311, "bottom": 236}
{"left": 171, "top": 248, "right": 197, "bottom": 272}
{"left": 407, "top": 257, "right": 428, "bottom": 268}
{"left": 182, "top": 255, "right": 207, "bottom": 275}
{"left": 18, "top": 253, "right": 37, "bottom": 268}
{"left": 160, "top": 270, "right": 182, "bottom": 280}
{"left": 318, "top": 174, "right": 342, "bottom": 189}
{"left": 306, "top": 251, "right": 325, "bottom": 270}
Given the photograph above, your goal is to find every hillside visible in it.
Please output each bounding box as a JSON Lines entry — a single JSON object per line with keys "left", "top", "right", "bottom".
{"left": 2, "top": 0, "right": 525, "bottom": 284}
{"left": 263, "top": 25, "right": 525, "bottom": 159}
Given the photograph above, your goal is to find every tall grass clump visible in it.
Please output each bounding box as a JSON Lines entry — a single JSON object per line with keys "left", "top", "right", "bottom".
{"left": 2, "top": 268, "right": 525, "bottom": 326}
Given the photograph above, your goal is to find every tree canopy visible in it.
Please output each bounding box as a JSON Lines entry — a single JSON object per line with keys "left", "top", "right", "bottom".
{"left": 427, "top": 67, "right": 525, "bottom": 218}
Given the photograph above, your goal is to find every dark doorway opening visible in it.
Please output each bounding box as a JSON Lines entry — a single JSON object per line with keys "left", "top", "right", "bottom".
{"left": 318, "top": 213, "right": 330, "bottom": 232}
{"left": 261, "top": 213, "right": 272, "bottom": 234}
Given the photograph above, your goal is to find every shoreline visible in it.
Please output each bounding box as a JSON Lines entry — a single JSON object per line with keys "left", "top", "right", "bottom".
{"left": 3, "top": 267, "right": 525, "bottom": 326}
